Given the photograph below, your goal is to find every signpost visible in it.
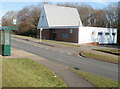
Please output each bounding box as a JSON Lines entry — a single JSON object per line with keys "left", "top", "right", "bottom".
{"left": 40, "top": 28, "right": 43, "bottom": 43}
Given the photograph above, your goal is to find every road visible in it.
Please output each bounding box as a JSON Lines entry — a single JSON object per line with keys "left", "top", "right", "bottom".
{"left": 12, "top": 38, "right": 118, "bottom": 81}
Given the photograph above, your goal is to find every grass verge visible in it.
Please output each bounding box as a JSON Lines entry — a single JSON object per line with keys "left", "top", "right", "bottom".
{"left": 42, "top": 39, "right": 80, "bottom": 47}
{"left": 2, "top": 58, "right": 67, "bottom": 87}
{"left": 69, "top": 68, "right": 119, "bottom": 89}
{"left": 0, "top": 56, "right": 2, "bottom": 88}
{"left": 13, "top": 34, "right": 80, "bottom": 47}
{"left": 93, "top": 49, "right": 120, "bottom": 56}
{"left": 81, "top": 51, "right": 118, "bottom": 64}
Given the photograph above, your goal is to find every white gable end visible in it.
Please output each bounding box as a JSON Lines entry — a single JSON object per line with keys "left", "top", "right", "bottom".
{"left": 37, "top": 8, "right": 49, "bottom": 29}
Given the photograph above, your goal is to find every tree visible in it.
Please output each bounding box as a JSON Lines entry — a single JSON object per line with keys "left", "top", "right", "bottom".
{"left": 76, "top": 4, "right": 93, "bottom": 26}
{"left": 16, "top": 7, "right": 31, "bottom": 34}
{"left": 91, "top": 9, "right": 107, "bottom": 27}
{"left": 105, "top": 3, "right": 118, "bottom": 28}
{"left": 16, "top": 5, "right": 41, "bottom": 36}
{"left": 2, "top": 11, "right": 17, "bottom": 26}
{"left": 29, "top": 5, "right": 41, "bottom": 28}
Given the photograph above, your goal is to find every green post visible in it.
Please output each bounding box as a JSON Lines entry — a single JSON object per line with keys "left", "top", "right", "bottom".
{"left": 0, "top": 26, "right": 18, "bottom": 56}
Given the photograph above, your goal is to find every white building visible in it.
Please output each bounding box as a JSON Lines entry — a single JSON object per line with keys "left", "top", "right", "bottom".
{"left": 78, "top": 27, "right": 117, "bottom": 44}
{"left": 37, "top": 4, "right": 117, "bottom": 44}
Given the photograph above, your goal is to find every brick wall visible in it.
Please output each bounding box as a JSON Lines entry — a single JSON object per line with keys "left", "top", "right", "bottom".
{"left": 56, "top": 28, "right": 78, "bottom": 43}
{"left": 37, "top": 29, "right": 50, "bottom": 39}
{"left": 37, "top": 28, "right": 79, "bottom": 43}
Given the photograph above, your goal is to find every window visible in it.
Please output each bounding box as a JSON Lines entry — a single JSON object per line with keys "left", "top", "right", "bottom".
{"left": 92, "top": 32, "right": 94, "bottom": 35}
{"left": 61, "top": 34, "right": 69, "bottom": 38}
{"left": 42, "top": 16, "right": 44, "bottom": 18}
{"left": 42, "top": 16, "right": 44, "bottom": 21}
{"left": 98, "top": 32, "right": 102, "bottom": 35}
{"left": 105, "top": 33, "right": 109, "bottom": 35}
{"left": 4, "top": 30, "right": 10, "bottom": 45}
{"left": 112, "top": 33, "right": 116, "bottom": 36}
{"left": 52, "top": 30, "right": 57, "bottom": 33}
{"left": 70, "top": 29, "right": 73, "bottom": 33}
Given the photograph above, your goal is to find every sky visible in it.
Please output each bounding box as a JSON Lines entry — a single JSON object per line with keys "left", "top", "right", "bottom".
{"left": 0, "top": 0, "right": 119, "bottom": 23}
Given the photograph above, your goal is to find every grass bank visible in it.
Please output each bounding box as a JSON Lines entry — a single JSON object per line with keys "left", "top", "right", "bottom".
{"left": 69, "top": 68, "right": 119, "bottom": 89}
{"left": 0, "top": 56, "right": 2, "bottom": 88}
{"left": 93, "top": 48, "right": 120, "bottom": 56}
{"left": 12, "top": 35, "right": 80, "bottom": 47}
{"left": 43, "top": 39, "right": 80, "bottom": 47}
{"left": 2, "top": 58, "right": 67, "bottom": 87}
{"left": 81, "top": 51, "right": 118, "bottom": 64}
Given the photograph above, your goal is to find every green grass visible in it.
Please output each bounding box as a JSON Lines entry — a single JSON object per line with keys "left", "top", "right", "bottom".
{"left": 42, "top": 39, "right": 80, "bottom": 47}
{"left": 2, "top": 58, "right": 67, "bottom": 87}
{"left": 69, "top": 68, "right": 119, "bottom": 89}
{"left": 13, "top": 34, "right": 37, "bottom": 40}
{"left": 93, "top": 49, "right": 120, "bottom": 56}
{"left": 81, "top": 52, "right": 118, "bottom": 64}
{"left": 13, "top": 34, "right": 80, "bottom": 47}
{"left": 0, "top": 56, "right": 2, "bottom": 88}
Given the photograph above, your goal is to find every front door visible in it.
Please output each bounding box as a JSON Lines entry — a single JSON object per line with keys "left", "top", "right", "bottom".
{"left": 98, "top": 32, "right": 104, "bottom": 44}
{"left": 50, "top": 30, "right": 57, "bottom": 40}
{"left": 52, "top": 33, "right": 56, "bottom": 40}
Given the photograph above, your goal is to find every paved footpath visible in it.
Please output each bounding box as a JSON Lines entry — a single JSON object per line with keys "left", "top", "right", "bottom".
{"left": 4, "top": 48, "right": 96, "bottom": 88}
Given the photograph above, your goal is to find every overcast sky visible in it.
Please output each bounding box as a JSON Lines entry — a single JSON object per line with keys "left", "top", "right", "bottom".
{"left": 0, "top": 0, "right": 119, "bottom": 23}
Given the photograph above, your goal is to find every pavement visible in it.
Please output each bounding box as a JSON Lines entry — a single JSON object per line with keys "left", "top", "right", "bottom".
{"left": 3, "top": 48, "right": 95, "bottom": 87}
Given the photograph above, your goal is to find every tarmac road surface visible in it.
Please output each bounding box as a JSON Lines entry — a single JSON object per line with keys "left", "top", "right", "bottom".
{"left": 12, "top": 38, "right": 118, "bottom": 81}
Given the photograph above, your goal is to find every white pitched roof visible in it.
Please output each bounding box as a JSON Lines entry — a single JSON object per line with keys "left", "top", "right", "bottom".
{"left": 37, "top": 4, "right": 82, "bottom": 29}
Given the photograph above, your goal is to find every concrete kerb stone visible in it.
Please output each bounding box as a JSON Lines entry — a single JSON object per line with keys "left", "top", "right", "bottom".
{"left": 79, "top": 51, "right": 87, "bottom": 58}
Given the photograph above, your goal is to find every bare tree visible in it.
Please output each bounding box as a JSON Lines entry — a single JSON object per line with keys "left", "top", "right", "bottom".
{"left": 76, "top": 4, "right": 93, "bottom": 26}
{"left": 29, "top": 5, "right": 41, "bottom": 28}
{"left": 16, "top": 5, "right": 42, "bottom": 36}
{"left": 2, "top": 11, "right": 17, "bottom": 26}
{"left": 105, "top": 3, "right": 118, "bottom": 28}
{"left": 91, "top": 9, "right": 107, "bottom": 27}
{"left": 17, "top": 7, "right": 30, "bottom": 21}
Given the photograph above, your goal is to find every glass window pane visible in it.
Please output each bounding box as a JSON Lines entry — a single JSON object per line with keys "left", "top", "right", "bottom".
{"left": 105, "top": 33, "right": 109, "bottom": 35}
{"left": 0, "top": 30, "right": 4, "bottom": 44}
{"left": 112, "top": 33, "right": 116, "bottom": 36}
{"left": 4, "top": 31, "right": 10, "bottom": 45}
{"left": 98, "top": 32, "right": 102, "bottom": 35}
